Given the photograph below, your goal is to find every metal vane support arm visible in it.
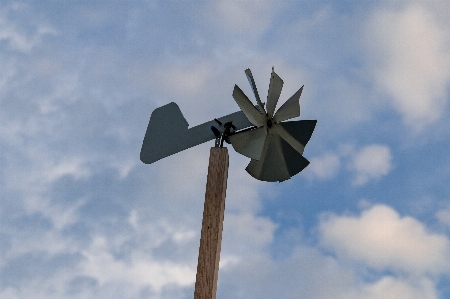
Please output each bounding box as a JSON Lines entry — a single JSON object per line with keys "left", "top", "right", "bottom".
{"left": 140, "top": 102, "right": 252, "bottom": 165}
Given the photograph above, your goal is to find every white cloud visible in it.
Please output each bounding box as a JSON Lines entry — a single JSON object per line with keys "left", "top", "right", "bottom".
{"left": 218, "top": 241, "right": 441, "bottom": 299}
{"left": 225, "top": 153, "right": 266, "bottom": 214}
{"left": 156, "top": 147, "right": 210, "bottom": 201}
{"left": 79, "top": 236, "right": 196, "bottom": 292}
{"left": 43, "top": 158, "right": 91, "bottom": 183}
{"left": 346, "top": 276, "right": 438, "bottom": 299}
{"left": 366, "top": 5, "right": 450, "bottom": 130}
{"left": 307, "top": 152, "right": 341, "bottom": 180}
{"left": 436, "top": 208, "right": 450, "bottom": 227}
{"left": 205, "top": 1, "right": 284, "bottom": 39}
{"left": 319, "top": 204, "right": 450, "bottom": 275}
{"left": 0, "top": 288, "right": 18, "bottom": 299}
{"left": 0, "top": 3, "right": 57, "bottom": 53}
{"left": 159, "top": 63, "right": 214, "bottom": 96}
{"left": 222, "top": 213, "right": 277, "bottom": 255}
{"left": 350, "top": 144, "right": 393, "bottom": 186}
{"left": 304, "top": 144, "right": 392, "bottom": 185}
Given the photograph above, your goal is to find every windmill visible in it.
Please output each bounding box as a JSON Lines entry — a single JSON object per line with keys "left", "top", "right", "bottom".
{"left": 140, "top": 68, "right": 316, "bottom": 299}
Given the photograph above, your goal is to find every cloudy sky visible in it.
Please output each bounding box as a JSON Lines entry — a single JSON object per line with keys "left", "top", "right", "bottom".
{"left": 1, "top": 1, "right": 450, "bottom": 298}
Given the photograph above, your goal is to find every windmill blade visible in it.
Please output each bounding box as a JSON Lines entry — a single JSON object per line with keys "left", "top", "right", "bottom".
{"left": 273, "top": 85, "right": 303, "bottom": 123}
{"left": 276, "top": 134, "right": 310, "bottom": 178}
{"left": 278, "top": 120, "right": 317, "bottom": 147}
{"left": 233, "top": 85, "right": 266, "bottom": 127}
{"left": 140, "top": 102, "right": 252, "bottom": 164}
{"left": 246, "top": 134, "right": 291, "bottom": 182}
{"left": 245, "top": 68, "right": 266, "bottom": 114}
{"left": 246, "top": 133, "right": 310, "bottom": 182}
{"left": 266, "top": 69, "right": 284, "bottom": 119}
{"left": 272, "top": 123, "right": 305, "bottom": 155}
{"left": 229, "top": 127, "right": 267, "bottom": 160}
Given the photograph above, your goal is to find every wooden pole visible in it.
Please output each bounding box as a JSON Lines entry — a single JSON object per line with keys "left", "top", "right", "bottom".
{"left": 194, "top": 147, "right": 229, "bottom": 299}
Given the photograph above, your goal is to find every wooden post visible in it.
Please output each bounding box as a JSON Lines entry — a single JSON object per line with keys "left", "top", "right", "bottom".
{"left": 194, "top": 147, "right": 229, "bottom": 299}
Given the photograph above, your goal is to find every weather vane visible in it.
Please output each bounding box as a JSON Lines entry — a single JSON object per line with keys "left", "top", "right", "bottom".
{"left": 141, "top": 68, "right": 316, "bottom": 299}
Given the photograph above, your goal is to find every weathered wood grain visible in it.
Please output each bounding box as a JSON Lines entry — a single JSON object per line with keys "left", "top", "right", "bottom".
{"left": 194, "top": 147, "right": 229, "bottom": 299}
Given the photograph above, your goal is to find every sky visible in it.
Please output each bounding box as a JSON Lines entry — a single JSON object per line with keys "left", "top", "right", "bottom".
{"left": 1, "top": 1, "right": 450, "bottom": 298}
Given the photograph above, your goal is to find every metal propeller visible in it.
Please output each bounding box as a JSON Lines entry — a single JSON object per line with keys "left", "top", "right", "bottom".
{"left": 228, "top": 68, "right": 316, "bottom": 182}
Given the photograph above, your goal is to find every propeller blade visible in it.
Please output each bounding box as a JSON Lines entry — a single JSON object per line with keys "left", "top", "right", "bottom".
{"left": 273, "top": 85, "right": 303, "bottom": 123}
{"left": 233, "top": 85, "right": 266, "bottom": 127}
{"left": 266, "top": 68, "right": 284, "bottom": 119}
{"left": 278, "top": 120, "right": 317, "bottom": 147}
{"left": 246, "top": 133, "right": 310, "bottom": 182}
{"left": 245, "top": 68, "right": 266, "bottom": 114}
{"left": 246, "top": 134, "right": 291, "bottom": 182}
{"left": 276, "top": 134, "right": 310, "bottom": 178}
{"left": 229, "top": 127, "right": 267, "bottom": 160}
{"left": 272, "top": 123, "right": 305, "bottom": 155}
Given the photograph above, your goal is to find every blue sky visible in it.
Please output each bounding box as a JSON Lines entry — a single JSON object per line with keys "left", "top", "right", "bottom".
{"left": 1, "top": 1, "right": 450, "bottom": 298}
